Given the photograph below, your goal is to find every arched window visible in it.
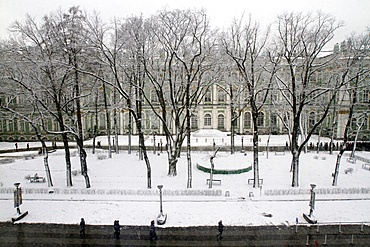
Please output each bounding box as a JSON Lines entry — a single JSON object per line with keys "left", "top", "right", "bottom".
{"left": 191, "top": 115, "right": 198, "bottom": 129}
{"left": 363, "top": 115, "right": 368, "bottom": 130}
{"left": 351, "top": 117, "right": 357, "bottom": 129}
{"left": 257, "top": 112, "right": 264, "bottom": 127}
{"left": 271, "top": 113, "right": 278, "bottom": 128}
{"left": 47, "top": 119, "right": 53, "bottom": 131}
{"left": 151, "top": 90, "right": 158, "bottom": 103}
{"left": 244, "top": 112, "right": 251, "bottom": 129}
{"left": 99, "top": 114, "right": 106, "bottom": 129}
{"left": 204, "top": 113, "right": 212, "bottom": 127}
{"left": 218, "top": 114, "right": 225, "bottom": 130}
{"left": 204, "top": 89, "right": 212, "bottom": 103}
{"left": 8, "top": 119, "right": 14, "bottom": 132}
{"left": 309, "top": 112, "right": 315, "bottom": 129}
{"left": 142, "top": 112, "right": 150, "bottom": 129}
{"left": 218, "top": 89, "right": 226, "bottom": 103}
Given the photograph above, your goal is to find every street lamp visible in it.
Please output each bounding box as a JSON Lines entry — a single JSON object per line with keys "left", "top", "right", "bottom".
{"left": 156, "top": 185, "right": 167, "bottom": 225}
{"left": 303, "top": 184, "right": 317, "bottom": 224}
{"left": 241, "top": 135, "right": 244, "bottom": 153}
{"left": 153, "top": 132, "right": 156, "bottom": 155}
{"left": 12, "top": 182, "right": 28, "bottom": 223}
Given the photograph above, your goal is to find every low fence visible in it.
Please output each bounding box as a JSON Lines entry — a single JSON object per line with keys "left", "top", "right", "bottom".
{"left": 264, "top": 187, "right": 370, "bottom": 196}
{"left": 0, "top": 187, "right": 223, "bottom": 197}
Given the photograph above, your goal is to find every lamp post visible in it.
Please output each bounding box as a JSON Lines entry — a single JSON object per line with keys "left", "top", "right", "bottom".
{"left": 14, "top": 183, "right": 22, "bottom": 214}
{"left": 303, "top": 184, "right": 317, "bottom": 224}
{"left": 12, "top": 182, "right": 28, "bottom": 222}
{"left": 158, "top": 185, "right": 163, "bottom": 214}
{"left": 153, "top": 132, "right": 156, "bottom": 155}
{"left": 156, "top": 185, "right": 167, "bottom": 225}
{"left": 241, "top": 135, "right": 244, "bottom": 152}
{"left": 309, "top": 184, "right": 316, "bottom": 217}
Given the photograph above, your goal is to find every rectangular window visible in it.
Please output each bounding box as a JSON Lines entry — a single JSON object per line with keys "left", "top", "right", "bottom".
{"left": 8, "top": 120, "right": 14, "bottom": 132}
{"left": 191, "top": 116, "right": 198, "bottom": 129}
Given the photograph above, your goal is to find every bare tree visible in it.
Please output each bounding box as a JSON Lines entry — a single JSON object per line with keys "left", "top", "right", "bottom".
{"left": 8, "top": 14, "right": 76, "bottom": 187}
{"left": 0, "top": 74, "right": 54, "bottom": 187}
{"left": 143, "top": 9, "right": 218, "bottom": 182}
{"left": 332, "top": 32, "right": 370, "bottom": 186}
{"left": 86, "top": 14, "right": 153, "bottom": 188}
{"left": 60, "top": 6, "right": 91, "bottom": 188}
{"left": 6, "top": 7, "right": 98, "bottom": 188}
{"left": 275, "top": 12, "right": 344, "bottom": 187}
{"left": 222, "top": 14, "right": 278, "bottom": 188}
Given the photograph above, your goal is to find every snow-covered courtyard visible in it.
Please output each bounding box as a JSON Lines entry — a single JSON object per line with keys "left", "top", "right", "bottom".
{"left": 0, "top": 133, "right": 369, "bottom": 227}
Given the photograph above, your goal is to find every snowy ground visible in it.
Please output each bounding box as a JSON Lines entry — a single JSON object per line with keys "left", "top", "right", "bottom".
{"left": 0, "top": 132, "right": 369, "bottom": 227}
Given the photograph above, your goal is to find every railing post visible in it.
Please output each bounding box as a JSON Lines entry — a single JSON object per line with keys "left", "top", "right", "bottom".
{"left": 305, "top": 235, "right": 310, "bottom": 246}
{"left": 323, "top": 234, "right": 327, "bottom": 246}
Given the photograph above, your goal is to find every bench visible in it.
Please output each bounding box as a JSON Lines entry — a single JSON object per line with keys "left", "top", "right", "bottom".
{"left": 362, "top": 163, "right": 370, "bottom": 171}
{"left": 206, "top": 179, "right": 221, "bottom": 185}
{"left": 248, "top": 178, "right": 263, "bottom": 185}
{"left": 29, "top": 177, "right": 46, "bottom": 183}
{"left": 344, "top": 168, "right": 353, "bottom": 174}
{"left": 347, "top": 157, "right": 356, "bottom": 164}
{"left": 274, "top": 151, "right": 285, "bottom": 156}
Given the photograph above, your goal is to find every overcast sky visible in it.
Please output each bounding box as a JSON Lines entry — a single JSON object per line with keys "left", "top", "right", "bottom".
{"left": 1, "top": 0, "right": 369, "bottom": 49}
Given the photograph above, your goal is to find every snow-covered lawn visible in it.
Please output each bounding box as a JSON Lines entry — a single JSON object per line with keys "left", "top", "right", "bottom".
{"left": 0, "top": 133, "right": 369, "bottom": 227}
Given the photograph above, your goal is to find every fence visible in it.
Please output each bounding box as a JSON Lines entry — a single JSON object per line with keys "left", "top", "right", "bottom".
{"left": 0, "top": 187, "right": 223, "bottom": 197}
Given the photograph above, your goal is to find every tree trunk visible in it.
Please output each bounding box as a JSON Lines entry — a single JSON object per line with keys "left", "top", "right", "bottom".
{"left": 62, "top": 133, "right": 73, "bottom": 187}
{"left": 102, "top": 81, "right": 112, "bottom": 158}
{"left": 138, "top": 130, "right": 151, "bottom": 188}
{"left": 186, "top": 130, "right": 192, "bottom": 188}
{"left": 42, "top": 144, "right": 53, "bottom": 187}
{"left": 168, "top": 146, "right": 180, "bottom": 176}
{"left": 230, "top": 85, "right": 235, "bottom": 154}
{"left": 127, "top": 98, "right": 133, "bottom": 154}
{"left": 332, "top": 83, "right": 356, "bottom": 186}
{"left": 92, "top": 83, "right": 99, "bottom": 155}
{"left": 252, "top": 110, "right": 260, "bottom": 188}
{"left": 291, "top": 149, "right": 300, "bottom": 187}
{"left": 113, "top": 88, "right": 119, "bottom": 154}
{"left": 74, "top": 57, "right": 90, "bottom": 188}
{"left": 76, "top": 138, "right": 90, "bottom": 188}
{"left": 332, "top": 147, "right": 345, "bottom": 186}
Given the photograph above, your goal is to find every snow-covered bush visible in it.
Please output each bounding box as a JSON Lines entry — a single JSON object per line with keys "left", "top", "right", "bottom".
{"left": 344, "top": 168, "right": 354, "bottom": 174}
{"left": 0, "top": 158, "right": 15, "bottom": 164}
{"left": 23, "top": 154, "right": 35, "bottom": 160}
{"left": 97, "top": 155, "right": 107, "bottom": 160}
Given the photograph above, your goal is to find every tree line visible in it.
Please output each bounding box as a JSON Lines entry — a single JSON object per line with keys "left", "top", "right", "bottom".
{"left": 0, "top": 7, "right": 369, "bottom": 189}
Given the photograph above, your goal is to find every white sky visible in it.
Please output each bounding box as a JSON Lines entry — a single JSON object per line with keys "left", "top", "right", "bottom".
{"left": 1, "top": 0, "right": 369, "bottom": 48}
